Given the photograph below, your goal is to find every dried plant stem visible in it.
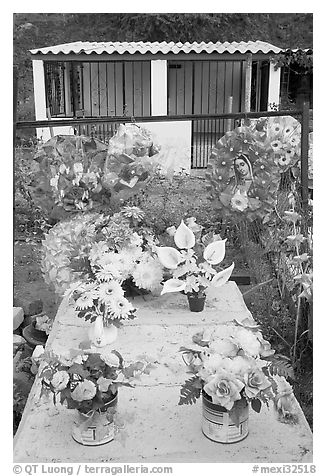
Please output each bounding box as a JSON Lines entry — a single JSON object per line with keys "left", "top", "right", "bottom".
{"left": 241, "top": 278, "right": 274, "bottom": 297}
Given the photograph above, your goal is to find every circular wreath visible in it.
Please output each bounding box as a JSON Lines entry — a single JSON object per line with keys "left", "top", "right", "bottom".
{"left": 206, "top": 124, "right": 281, "bottom": 221}
{"left": 247, "top": 115, "right": 302, "bottom": 172}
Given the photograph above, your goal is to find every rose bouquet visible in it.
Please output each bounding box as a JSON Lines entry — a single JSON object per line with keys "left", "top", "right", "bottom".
{"left": 39, "top": 347, "right": 155, "bottom": 444}
{"left": 40, "top": 348, "right": 154, "bottom": 414}
{"left": 155, "top": 218, "right": 234, "bottom": 300}
{"left": 179, "top": 318, "right": 298, "bottom": 425}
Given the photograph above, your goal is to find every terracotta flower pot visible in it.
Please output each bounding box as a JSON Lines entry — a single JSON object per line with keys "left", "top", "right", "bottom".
{"left": 72, "top": 392, "right": 118, "bottom": 446}
{"left": 202, "top": 391, "right": 249, "bottom": 443}
{"left": 187, "top": 293, "right": 206, "bottom": 312}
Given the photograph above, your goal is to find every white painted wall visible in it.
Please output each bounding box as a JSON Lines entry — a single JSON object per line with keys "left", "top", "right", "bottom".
{"left": 268, "top": 63, "right": 281, "bottom": 111}
{"left": 149, "top": 59, "right": 191, "bottom": 173}
{"left": 138, "top": 121, "right": 192, "bottom": 174}
{"left": 32, "top": 59, "right": 72, "bottom": 142}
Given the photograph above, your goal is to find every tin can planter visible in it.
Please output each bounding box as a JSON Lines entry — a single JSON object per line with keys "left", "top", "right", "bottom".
{"left": 202, "top": 391, "right": 249, "bottom": 443}
{"left": 187, "top": 293, "right": 206, "bottom": 312}
{"left": 72, "top": 392, "right": 118, "bottom": 446}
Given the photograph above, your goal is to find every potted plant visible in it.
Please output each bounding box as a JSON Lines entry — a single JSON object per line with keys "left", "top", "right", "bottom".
{"left": 155, "top": 218, "right": 234, "bottom": 312}
{"left": 179, "top": 318, "right": 298, "bottom": 443}
{"left": 40, "top": 347, "right": 155, "bottom": 445}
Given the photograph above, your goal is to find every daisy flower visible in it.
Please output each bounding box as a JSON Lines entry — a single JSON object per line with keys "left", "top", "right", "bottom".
{"left": 270, "top": 140, "right": 283, "bottom": 152}
{"left": 120, "top": 206, "right": 145, "bottom": 222}
{"left": 95, "top": 264, "right": 122, "bottom": 282}
{"left": 107, "top": 296, "right": 136, "bottom": 320}
{"left": 75, "top": 292, "right": 96, "bottom": 310}
{"left": 277, "top": 155, "right": 291, "bottom": 167}
{"left": 98, "top": 281, "right": 124, "bottom": 304}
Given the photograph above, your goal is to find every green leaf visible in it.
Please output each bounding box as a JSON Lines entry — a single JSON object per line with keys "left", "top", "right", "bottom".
{"left": 251, "top": 398, "right": 262, "bottom": 413}
{"left": 111, "top": 350, "right": 124, "bottom": 368}
{"left": 178, "top": 377, "right": 202, "bottom": 405}
{"left": 263, "top": 354, "right": 295, "bottom": 380}
{"left": 68, "top": 363, "right": 89, "bottom": 378}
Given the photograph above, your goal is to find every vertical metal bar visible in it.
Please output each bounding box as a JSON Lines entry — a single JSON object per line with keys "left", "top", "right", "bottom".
{"left": 89, "top": 62, "right": 92, "bottom": 117}
{"left": 98, "top": 62, "right": 101, "bottom": 116}
{"left": 13, "top": 65, "right": 18, "bottom": 147}
{"left": 106, "top": 62, "right": 109, "bottom": 116}
{"left": 183, "top": 61, "right": 186, "bottom": 114}
{"left": 300, "top": 101, "right": 309, "bottom": 208}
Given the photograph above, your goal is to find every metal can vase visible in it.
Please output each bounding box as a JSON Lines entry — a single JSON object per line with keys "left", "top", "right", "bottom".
{"left": 71, "top": 392, "right": 118, "bottom": 446}
{"left": 202, "top": 391, "right": 249, "bottom": 443}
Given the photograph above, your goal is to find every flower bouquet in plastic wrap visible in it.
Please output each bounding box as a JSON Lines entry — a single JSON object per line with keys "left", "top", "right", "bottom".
{"left": 102, "top": 124, "right": 161, "bottom": 202}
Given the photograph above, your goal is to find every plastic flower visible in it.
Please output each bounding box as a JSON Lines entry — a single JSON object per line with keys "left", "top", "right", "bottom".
{"left": 231, "top": 190, "right": 249, "bottom": 211}
{"left": 51, "top": 370, "right": 70, "bottom": 392}
{"left": 203, "top": 370, "right": 244, "bottom": 410}
{"left": 100, "top": 352, "right": 120, "bottom": 368}
{"left": 132, "top": 258, "right": 163, "bottom": 291}
{"left": 120, "top": 206, "right": 145, "bottom": 222}
{"left": 75, "top": 292, "right": 96, "bottom": 310}
{"left": 234, "top": 328, "right": 261, "bottom": 356}
{"left": 243, "top": 368, "right": 271, "bottom": 398}
{"left": 209, "top": 338, "right": 238, "bottom": 358}
{"left": 107, "top": 296, "right": 136, "bottom": 320}
{"left": 71, "top": 380, "right": 97, "bottom": 402}
{"left": 98, "top": 281, "right": 124, "bottom": 304}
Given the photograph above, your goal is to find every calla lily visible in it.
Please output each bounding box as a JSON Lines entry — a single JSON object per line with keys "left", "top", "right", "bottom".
{"left": 174, "top": 220, "right": 196, "bottom": 249}
{"left": 211, "top": 263, "right": 234, "bottom": 287}
{"left": 161, "top": 279, "right": 186, "bottom": 295}
{"left": 156, "top": 246, "right": 183, "bottom": 270}
{"left": 203, "top": 239, "right": 226, "bottom": 265}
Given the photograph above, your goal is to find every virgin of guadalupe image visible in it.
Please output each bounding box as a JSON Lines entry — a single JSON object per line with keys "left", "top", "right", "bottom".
{"left": 219, "top": 154, "right": 261, "bottom": 212}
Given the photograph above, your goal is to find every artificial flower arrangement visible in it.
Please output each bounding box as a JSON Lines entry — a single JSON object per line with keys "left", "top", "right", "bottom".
{"left": 58, "top": 207, "right": 164, "bottom": 341}
{"left": 155, "top": 217, "right": 234, "bottom": 306}
{"left": 39, "top": 347, "right": 154, "bottom": 414}
{"left": 179, "top": 318, "right": 298, "bottom": 425}
{"left": 39, "top": 346, "right": 155, "bottom": 445}
{"left": 34, "top": 135, "right": 110, "bottom": 212}
{"left": 42, "top": 206, "right": 164, "bottom": 298}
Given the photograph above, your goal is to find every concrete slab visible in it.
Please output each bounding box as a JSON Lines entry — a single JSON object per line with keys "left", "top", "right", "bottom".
{"left": 13, "top": 282, "right": 313, "bottom": 463}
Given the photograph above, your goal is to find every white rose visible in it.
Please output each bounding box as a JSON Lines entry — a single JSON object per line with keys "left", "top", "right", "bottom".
{"left": 51, "top": 370, "right": 70, "bottom": 392}
{"left": 209, "top": 338, "right": 238, "bottom": 357}
{"left": 235, "top": 328, "right": 261, "bottom": 356}
{"left": 101, "top": 352, "right": 120, "bottom": 367}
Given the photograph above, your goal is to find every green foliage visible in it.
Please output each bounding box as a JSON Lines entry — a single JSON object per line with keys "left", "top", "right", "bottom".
{"left": 273, "top": 50, "right": 313, "bottom": 74}
{"left": 262, "top": 354, "right": 295, "bottom": 381}
{"left": 178, "top": 376, "right": 202, "bottom": 405}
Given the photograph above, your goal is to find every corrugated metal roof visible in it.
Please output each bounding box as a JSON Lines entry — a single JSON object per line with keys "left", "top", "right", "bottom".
{"left": 30, "top": 40, "right": 283, "bottom": 56}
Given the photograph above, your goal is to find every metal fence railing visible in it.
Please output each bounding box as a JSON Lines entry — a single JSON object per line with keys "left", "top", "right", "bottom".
{"left": 15, "top": 105, "right": 311, "bottom": 207}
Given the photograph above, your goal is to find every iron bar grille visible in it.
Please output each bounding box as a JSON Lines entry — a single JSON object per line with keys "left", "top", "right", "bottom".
{"left": 44, "top": 61, "right": 66, "bottom": 116}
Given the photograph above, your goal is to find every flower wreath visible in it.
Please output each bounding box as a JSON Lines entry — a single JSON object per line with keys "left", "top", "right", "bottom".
{"left": 246, "top": 115, "right": 302, "bottom": 172}
{"left": 206, "top": 124, "right": 281, "bottom": 221}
